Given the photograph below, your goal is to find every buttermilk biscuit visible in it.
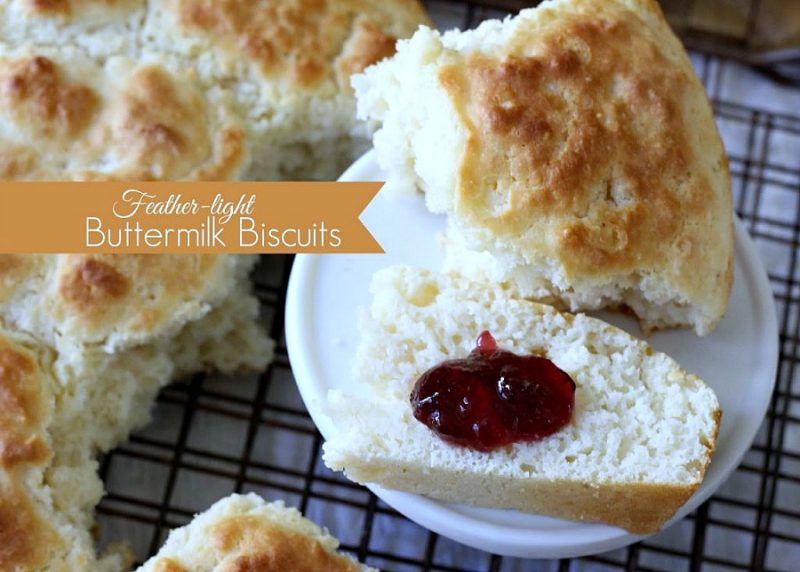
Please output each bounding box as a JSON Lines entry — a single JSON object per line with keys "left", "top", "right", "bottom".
{"left": 0, "top": 47, "right": 246, "bottom": 180}
{"left": 137, "top": 493, "right": 375, "bottom": 572}
{"left": 0, "top": 0, "right": 430, "bottom": 180}
{"left": 0, "top": 0, "right": 144, "bottom": 58}
{"left": 142, "top": 0, "right": 431, "bottom": 179}
{"left": 0, "top": 330, "right": 129, "bottom": 572}
{"left": 0, "top": 307, "right": 271, "bottom": 572}
{"left": 0, "top": 253, "right": 272, "bottom": 443}
{"left": 0, "top": 254, "right": 257, "bottom": 352}
{"left": 0, "top": 260, "right": 272, "bottom": 571}
{"left": 323, "top": 266, "right": 721, "bottom": 533}
{"left": 354, "top": 0, "right": 733, "bottom": 335}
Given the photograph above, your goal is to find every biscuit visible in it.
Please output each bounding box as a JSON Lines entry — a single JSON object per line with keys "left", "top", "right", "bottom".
{"left": 0, "top": 0, "right": 431, "bottom": 180}
{"left": 0, "top": 48, "right": 246, "bottom": 180}
{"left": 137, "top": 494, "right": 376, "bottom": 572}
{"left": 354, "top": 0, "right": 733, "bottom": 335}
{"left": 323, "top": 266, "right": 721, "bottom": 533}
{"left": 0, "top": 260, "right": 272, "bottom": 571}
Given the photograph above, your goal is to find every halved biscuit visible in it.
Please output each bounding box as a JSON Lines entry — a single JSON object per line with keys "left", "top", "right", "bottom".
{"left": 323, "top": 266, "right": 721, "bottom": 533}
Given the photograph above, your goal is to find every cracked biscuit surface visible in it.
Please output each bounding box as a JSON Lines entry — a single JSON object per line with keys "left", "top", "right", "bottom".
{"left": 0, "top": 49, "right": 246, "bottom": 181}
{"left": 137, "top": 494, "right": 376, "bottom": 572}
{"left": 354, "top": 0, "right": 733, "bottom": 335}
{"left": 0, "top": 0, "right": 430, "bottom": 179}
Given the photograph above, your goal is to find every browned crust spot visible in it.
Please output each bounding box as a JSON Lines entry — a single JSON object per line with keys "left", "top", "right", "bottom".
{"left": 196, "top": 126, "right": 247, "bottom": 181}
{"left": 0, "top": 337, "right": 59, "bottom": 570}
{"left": 0, "top": 339, "right": 50, "bottom": 467}
{"left": 0, "top": 145, "right": 38, "bottom": 179}
{"left": 0, "top": 56, "right": 245, "bottom": 180}
{"left": 116, "top": 67, "right": 189, "bottom": 164}
{"left": 211, "top": 515, "right": 360, "bottom": 572}
{"left": 0, "top": 492, "right": 51, "bottom": 570}
{"left": 0, "top": 255, "right": 22, "bottom": 277}
{"left": 154, "top": 558, "right": 190, "bottom": 572}
{"left": 176, "top": 0, "right": 408, "bottom": 88}
{"left": 59, "top": 258, "right": 131, "bottom": 306}
{"left": 25, "top": 0, "right": 133, "bottom": 16}
{"left": 335, "top": 19, "right": 398, "bottom": 92}
{"left": 178, "top": 0, "right": 328, "bottom": 86}
{"left": 0, "top": 56, "right": 99, "bottom": 140}
{"left": 91, "top": 65, "right": 246, "bottom": 181}
{"left": 27, "top": 0, "right": 71, "bottom": 15}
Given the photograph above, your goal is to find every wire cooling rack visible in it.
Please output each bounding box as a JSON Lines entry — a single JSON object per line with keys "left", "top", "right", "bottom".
{"left": 96, "top": 1, "right": 800, "bottom": 570}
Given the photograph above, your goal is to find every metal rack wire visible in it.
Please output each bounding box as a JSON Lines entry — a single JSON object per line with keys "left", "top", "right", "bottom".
{"left": 96, "top": 1, "right": 800, "bottom": 570}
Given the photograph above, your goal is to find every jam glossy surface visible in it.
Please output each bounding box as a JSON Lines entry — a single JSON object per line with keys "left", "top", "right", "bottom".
{"left": 410, "top": 331, "right": 576, "bottom": 452}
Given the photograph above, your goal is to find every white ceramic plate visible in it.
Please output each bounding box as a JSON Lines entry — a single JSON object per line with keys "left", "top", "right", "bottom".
{"left": 285, "top": 150, "right": 779, "bottom": 559}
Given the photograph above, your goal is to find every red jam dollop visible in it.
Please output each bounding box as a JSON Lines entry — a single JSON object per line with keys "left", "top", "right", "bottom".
{"left": 410, "top": 331, "right": 576, "bottom": 452}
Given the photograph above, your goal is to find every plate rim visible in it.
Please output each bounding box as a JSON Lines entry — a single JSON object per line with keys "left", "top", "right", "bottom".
{"left": 285, "top": 149, "right": 779, "bottom": 559}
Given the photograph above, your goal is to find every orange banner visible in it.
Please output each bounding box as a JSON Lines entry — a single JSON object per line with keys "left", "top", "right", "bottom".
{"left": 0, "top": 182, "right": 383, "bottom": 253}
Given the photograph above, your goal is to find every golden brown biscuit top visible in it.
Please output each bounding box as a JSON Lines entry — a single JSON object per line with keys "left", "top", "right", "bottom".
{"left": 0, "top": 492, "right": 60, "bottom": 571}
{"left": 148, "top": 515, "right": 360, "bottom": 572}
{"left": 58, "top": 257, "right": 132, "bottom": 307}
{"left": 0, "top": 0, "right": 430, "bottom": 180}
{"left": 52, "top": 255, "right": 208, "bottom": 331}
{"left": 22, "top": 0, "right": 142, "bottom": 18}
{"left": 1, "top": 55, "right": 99, "bottom": 140}
{"left": 153, "top": 558, "right": 189, "bottom": 572}
{"left": 0, "top": 54, "right": 245, "bottom": 180}
{"left": 95, "top": 64, "right": 240, "bottom": 181}
{"left": 440, "top": 0, "right": 731, "bottom": 289}
{"left": 171, "top": 0, "right": 428, "bottom": 87}
{"left": 0, "top": 254, "right": 35, "bottom": 303}
{"left": 212, "top": 515, "right": 359, "bottom": 572}
{"left": 0, "top": 253, "right": 251, "bottom": 350}
{"left": 0, "top": 337, "right": 50, "bottom": 469}
{"left": 0, "top": 335, "right": 59, "bottom": 571}
{"left": 335, "top": 19, "right": 400, "bottom": 92}
{"left": 57, "top": 254, "right": 220, "bottom": 340}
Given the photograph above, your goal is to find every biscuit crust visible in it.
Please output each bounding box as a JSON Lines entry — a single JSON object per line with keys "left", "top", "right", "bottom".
{"left": 0, "top": 336, "right": 59, "bottom": 572}
{"left": 438, "top": 0, "right": 732, "bottom": 330}
{"left": 0, "top": 53, "right": 247, "bottom": 180}
{"left": 139, "top": 495, "right": 371, "bottom": 572}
